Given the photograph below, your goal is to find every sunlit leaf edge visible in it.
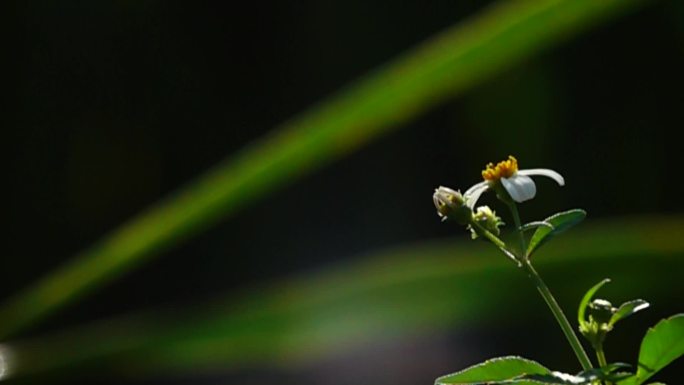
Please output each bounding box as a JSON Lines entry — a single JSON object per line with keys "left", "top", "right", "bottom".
{"left": 435, "top": 356, "right": 550, "bottom": 384}
{"left": 526, "top": 209, "right": 586, "bottom": 257}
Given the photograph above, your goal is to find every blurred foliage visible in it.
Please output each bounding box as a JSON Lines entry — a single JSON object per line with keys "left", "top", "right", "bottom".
{"left": 2, "top": 216, "right": 683, "bottom": 382}
{"left": 7, "top": 0, "right": 683, "bottom": 384}
{"left": 0, "top": 0, "right": 647, "bottom": 341}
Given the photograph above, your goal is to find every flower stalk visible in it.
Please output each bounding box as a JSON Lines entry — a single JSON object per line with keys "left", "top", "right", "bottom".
{"left": 520, "top": 259, "right": 594, "bottom": 371}
{"left": 507, "top": 200, "right": 593, "bottom": 371}
{"left": 507, "top": 201, "right": 527, "bottom": 257}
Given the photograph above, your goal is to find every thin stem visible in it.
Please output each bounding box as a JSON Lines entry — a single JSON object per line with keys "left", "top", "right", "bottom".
{"left": 521, "top": 260, "right": 594, "bottom": 371}
{"left": 596, "top": 347, "right": 608, "bottom": 367}
{"left": 470, "top": 221, "right": 519, "bottom": 266}
{"left": 596, "top": 347, "right": 612, "bottom": 385}
{"left": 471, "top": 221, "right": 506, "bottom": 249}
{"left": 507, "top": 202, "right": 527, "bottom": 257}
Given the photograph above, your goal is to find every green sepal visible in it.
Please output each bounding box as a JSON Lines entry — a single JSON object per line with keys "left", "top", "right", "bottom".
{"left": 578, "top": 278, "right": 611, "bottom": 329}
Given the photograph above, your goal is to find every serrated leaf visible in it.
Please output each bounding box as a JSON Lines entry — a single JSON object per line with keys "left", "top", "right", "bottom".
{"left": 578, "top": 278, "right": 610, "bottom": 327}
{"left": 526, "top": 209, "right": 586, "bottom": 257}
{"left": 619, "top": 315, "right": 684, "bottom": 385}
{"left": 523, "top": 371, "right": 593, "bottom": 384}
{"left": 435, "top": 356, "right": 550, "bottom": 384}
{"left": 609, "top": 300, "right": 649, "bottom": 326}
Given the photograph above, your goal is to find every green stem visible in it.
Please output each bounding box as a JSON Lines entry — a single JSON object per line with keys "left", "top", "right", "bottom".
{"left": 507, "top": 202, "right": 527, "bottom": 257}
{"left": 596, "top": 347, "right": 612, "bottom": 385}
{"left": 471, "top": 221, "right": 506, "bottom": 249}
{"left": 505, "top": 201, "right": 592, "bottom": 370}
{"left": 470, "top": 221, "right": 519, "bottom": 266}
{"left": 521, "top": 260, "right": 594, "bottom": 371}
{"left": 596, "top": 347, "right": 607, "bottom": 367}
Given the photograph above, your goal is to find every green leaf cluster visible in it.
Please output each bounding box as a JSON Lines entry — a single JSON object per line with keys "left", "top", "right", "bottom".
{"left": 435, "top": 290, "right": 683, "bottom": 385}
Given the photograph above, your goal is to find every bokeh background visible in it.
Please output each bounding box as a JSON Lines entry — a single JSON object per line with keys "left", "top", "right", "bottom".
{"left": 4, "top": 1, "right": 684, "bottom": 384}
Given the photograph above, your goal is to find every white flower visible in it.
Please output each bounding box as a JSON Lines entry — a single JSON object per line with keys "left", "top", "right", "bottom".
{"left": 464, "top": 156, "right": 564, "bottom": 207}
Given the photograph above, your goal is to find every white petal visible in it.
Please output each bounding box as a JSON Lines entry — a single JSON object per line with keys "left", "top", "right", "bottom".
{"left": 501, "top": 174, "right": 537, "bottom": 202}
{"left": 518, "top": 168, "right": 565, "bottom": 186}
{"left": 463, "top": 181, "right": 489, "bottom": 208}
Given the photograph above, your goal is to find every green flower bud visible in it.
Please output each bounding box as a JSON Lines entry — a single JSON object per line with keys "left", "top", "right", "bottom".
{"left": 469, "top": 206, "right": 504, "bottom": 239}
{"left": 588, "top": 299, "right": 616, "bottom": 326}
{"left": 580, "top": 298, "right": 617, "bottom": 348}
{"left": 433, "top": 186, "right": 472, "bottom": 225}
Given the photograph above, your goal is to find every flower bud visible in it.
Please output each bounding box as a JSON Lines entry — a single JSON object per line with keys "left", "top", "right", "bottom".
{"left": 433, "top": 186, "right": 471, "bottom": 225}
{"left": 580, "top": 298, "right": 617, "bottom": 348}
{"left": 588, "top": 299, "right": 616, "bottom": 325}
{"left": 471, "top": 206, "right": 504, "bottom": 237}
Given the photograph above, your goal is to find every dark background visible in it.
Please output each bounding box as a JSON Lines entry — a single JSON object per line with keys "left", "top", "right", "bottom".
{"left": 5, "top": 1, "right": 684, "bottom": 384}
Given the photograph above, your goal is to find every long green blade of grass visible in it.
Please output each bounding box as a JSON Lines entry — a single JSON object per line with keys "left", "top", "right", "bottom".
{"left": 0, "top": 0, "right": 646, "bottom": 339}
{"left": 3, "top": 216, "right": 682, "bottom": 381}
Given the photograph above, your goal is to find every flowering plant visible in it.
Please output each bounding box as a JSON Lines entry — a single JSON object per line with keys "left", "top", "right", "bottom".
{"left": 432, "top": 156, "right": 683, "bottom": 385}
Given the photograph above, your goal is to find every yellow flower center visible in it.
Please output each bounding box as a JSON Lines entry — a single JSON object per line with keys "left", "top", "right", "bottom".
{"left": 481, "top": 155, "right": 518, "bottom": 181}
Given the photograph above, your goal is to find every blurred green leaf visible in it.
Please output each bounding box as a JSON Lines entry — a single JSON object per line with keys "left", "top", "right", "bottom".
{"left": 0, "top": 0, "right": 647, "bottom": 339}
{"left": 435, "top": 356, "right": 550, "bottom": 384}
{"left": 610, "top": 300, "right": 650, "bottom": 327}
{"left": 527, "top": 209, "right": 587, "bottom": 257}
{"left": 2, "top": 216, "right": 684, "bottom": 382}
{"left": 578, "top": 278, "right": 610, "bottom": 327}
{"left": 619, "top": 315, "right": 684, "bottom": 385}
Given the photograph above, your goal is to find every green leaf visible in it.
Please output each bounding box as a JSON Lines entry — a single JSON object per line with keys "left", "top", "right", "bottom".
{"left": 435, "top": 356, "right": 550, "bottom": 384}
{"left": 523, "top": 372, "right": 597, "bottom": 385}
{"left": 578, "top": 278, "right": 611, "bottom": 327}
{"left": 609, "top": 299, "right": 650, "bottom": 326}
{"left": 520, "top": 221, "right": 554, "bottom": 232}
{"left": 526, "top": 209, "right": 587, "bottom": 257}
{"left": 524, "top": 363, "right": 633, "bottom": 384}
{"left": 627, "top": 315, "right": 684, "bottom": 385}
{"left": 577, "top": 363, "right": 633, "bottom": 383}
{"left": 522, "top": 372, "right": 591, "bottom": 384}
{"left": 439, "top": 361, "right": 629, "bottom": 385}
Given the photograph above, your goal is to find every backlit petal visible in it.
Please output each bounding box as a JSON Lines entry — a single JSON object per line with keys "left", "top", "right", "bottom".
{"left": 501, "top": 174, "right": 536, "bottom": 202}
{"left": 518, "top": 168, "right": 565, "bottom": 186}
{"left": 464, "top": 181, "right": 489, "bottom": 208}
